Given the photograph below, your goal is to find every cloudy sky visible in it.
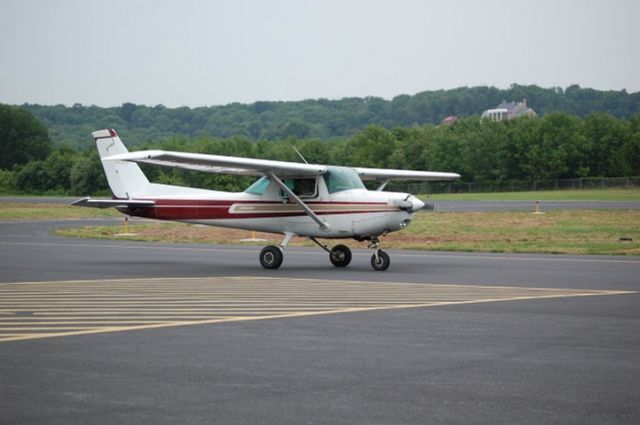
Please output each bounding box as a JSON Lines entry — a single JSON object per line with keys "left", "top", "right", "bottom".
{"left": 1, "top": 0, "right": 638, "bottom": 107}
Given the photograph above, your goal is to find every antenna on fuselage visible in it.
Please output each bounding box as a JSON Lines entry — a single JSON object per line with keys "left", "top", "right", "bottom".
{"left": 292, "top": 146, "right": 308, "bottom": 164}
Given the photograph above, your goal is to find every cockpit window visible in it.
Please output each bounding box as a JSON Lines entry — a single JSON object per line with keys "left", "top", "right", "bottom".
{"left": 245, "top": 176, "right": 270, "bottom": 195}
{"left": 323, "top": 166, "right": 365, "bottom": 193}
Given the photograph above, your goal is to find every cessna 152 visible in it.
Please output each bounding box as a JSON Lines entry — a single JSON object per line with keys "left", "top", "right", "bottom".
{"left": 73, "top": 129, "right": 459, "bottom": 271}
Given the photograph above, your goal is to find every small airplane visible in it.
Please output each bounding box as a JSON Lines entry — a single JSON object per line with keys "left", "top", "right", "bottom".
{"left": 73, "top": 129, "right": 459, "bottom": 271}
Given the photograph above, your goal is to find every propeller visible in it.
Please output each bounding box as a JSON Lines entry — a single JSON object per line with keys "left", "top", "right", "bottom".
{"left": 392, "top": 195, "right": 429, "bottom": 213}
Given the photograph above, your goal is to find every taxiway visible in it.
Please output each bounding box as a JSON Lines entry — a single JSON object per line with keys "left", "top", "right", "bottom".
{"left": 0, "top": 218, "right": 639, "bottom": 424}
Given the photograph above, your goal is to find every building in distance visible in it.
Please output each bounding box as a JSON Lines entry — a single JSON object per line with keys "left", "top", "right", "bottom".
{"left": 481, "top": 99, "right": 537, "bottom": 121}
{"left": 441, "top": 115, "right": 459, "bottom": 125}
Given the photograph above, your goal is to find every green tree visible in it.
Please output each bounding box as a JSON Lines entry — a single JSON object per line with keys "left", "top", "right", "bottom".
{"left": 427, "top": 128, "right": 470, "bottom": 178}
{"left": 118, "top": 102, "right": 137, "bottom": 122}
{"left": 344, "top": 125, "right": 396, "bottom": 168}
{"left": 0, "top": 169, "right": 14, "bottom": 193}
{"left": 13, "top": 161, "right": 49, "bottom": 193}
{"left": 69, "top": 152, "right": 108, "bottom": 195}
{"left": 625, "top": 114, "right": 640, "bottom": 175}
{"left": 0, "top": 104, "right": 53, "bottom": 169}
{"left": 522, "top": 113, "right": 589, "bottom": 180}
{"left": 583, "top": 113, "right": 632, "bottom": 176}
{"left": 43, "top": 148, "right": 77, "bottom": 192}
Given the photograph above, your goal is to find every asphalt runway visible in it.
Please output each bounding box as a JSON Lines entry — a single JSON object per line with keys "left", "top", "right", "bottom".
{"left": 1, "top": 219, "right": 639, "bottom": 424}
{"left": 433, "top": 199, "right": 640, "bottom": 212}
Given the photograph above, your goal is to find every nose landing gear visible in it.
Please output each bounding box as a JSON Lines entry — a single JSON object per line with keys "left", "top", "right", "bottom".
{"left": 368, "top": 236, "right": 390, "bottom": 271}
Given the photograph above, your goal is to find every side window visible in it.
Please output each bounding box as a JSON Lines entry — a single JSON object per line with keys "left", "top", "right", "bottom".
{"left": 281, "top": 178, "right": 317, "bottom": 199}
{"left": 245, "top": 177, "right": 271, "bottom": 195}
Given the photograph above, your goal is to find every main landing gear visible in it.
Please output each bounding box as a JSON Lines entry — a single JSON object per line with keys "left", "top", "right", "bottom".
{"left": 310, "top": 238, "right": 352, "bottom": 268}
{"left": 259, "top": 245, "right": 284, "bottom": 269}
{"left": 259, "top": 232, "right": 293, "bottom": 270}
{"left": 258, "top": 234, "right": 390, "bottom": 271}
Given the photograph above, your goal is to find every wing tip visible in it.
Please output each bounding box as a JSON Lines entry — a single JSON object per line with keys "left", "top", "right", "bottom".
{"left": 70, "top": 197, "right": 90, "bottom": 207}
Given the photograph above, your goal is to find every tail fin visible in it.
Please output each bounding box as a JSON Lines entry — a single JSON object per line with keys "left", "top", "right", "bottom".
{"left": 93, "top": 129, "right": 150, "bottom": 199}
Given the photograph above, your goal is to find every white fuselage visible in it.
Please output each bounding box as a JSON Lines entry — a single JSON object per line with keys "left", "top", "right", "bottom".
{"left": 123, "top": 174, "right": 421, "bottom": 239}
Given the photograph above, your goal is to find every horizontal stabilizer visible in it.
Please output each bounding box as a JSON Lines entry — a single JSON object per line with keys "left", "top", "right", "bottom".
{"left": 71, "top": 197, "right": 155, "bottom": 209}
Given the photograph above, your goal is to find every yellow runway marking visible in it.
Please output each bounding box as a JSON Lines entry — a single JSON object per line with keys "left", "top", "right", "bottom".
{"left": 0, "top": 276, "right": 634, "bottom": 342}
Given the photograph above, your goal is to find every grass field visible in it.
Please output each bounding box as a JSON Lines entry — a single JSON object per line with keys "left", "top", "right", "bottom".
{"left": 2, "top": 199, "right": 638, "bottom": 256}
{"left": 0, "top": 203, "right": 120, "bottom": 220}
{"left": 53, "top": 209, "right": 640, "bottom": 256}
{"left": 424, "top": 188, "right": 640, "bottom": 201}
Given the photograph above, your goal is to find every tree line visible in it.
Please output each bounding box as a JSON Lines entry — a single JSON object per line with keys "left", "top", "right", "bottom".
{"left": 20, "top": 84, "right": 640, "bottom": 149}
{"left": 1, "top": 103, "right": 639, "bottom": 196}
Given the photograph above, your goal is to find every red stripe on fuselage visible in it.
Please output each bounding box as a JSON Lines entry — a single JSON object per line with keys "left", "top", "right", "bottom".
{"left": 146, "top": 199, "right": 388, "bottom": 206}
{"left": 122, "top": 199, "right": 392, "bottom": 220}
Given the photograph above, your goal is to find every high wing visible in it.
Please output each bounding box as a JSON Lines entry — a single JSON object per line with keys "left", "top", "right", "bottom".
{"left": 103, "top": 149, "right": 459, "bottom": 182}
{"left": 355, "top": 168, "right": 460, "bottom": 181}
{"left": 103, "top": 150, "right": 326, "bottom": 177}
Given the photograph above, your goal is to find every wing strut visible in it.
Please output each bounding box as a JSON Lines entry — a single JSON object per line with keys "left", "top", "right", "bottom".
{"left": 266, "top": 172, "right": 330, "bottom": 231}
{"left": 376, "top": 179, "right": 391, "bottom": 191}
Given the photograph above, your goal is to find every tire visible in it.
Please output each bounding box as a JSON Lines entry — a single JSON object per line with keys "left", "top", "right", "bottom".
{"left": 370, "top": 250, "right": 390, "bottom": 271}
{"left": 330, "top": 244, "right": 352, "bottom": 268}
{"left": 260, "top": 245, "right": 283, "bottom": 269}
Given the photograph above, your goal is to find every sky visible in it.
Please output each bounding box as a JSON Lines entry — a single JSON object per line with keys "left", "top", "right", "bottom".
{"left": 1, "top": 0, "right": 638, "bottom": 107}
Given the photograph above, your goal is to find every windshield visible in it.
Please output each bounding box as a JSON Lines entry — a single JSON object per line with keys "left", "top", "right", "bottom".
{"left": 323, "top": 166, "right": 365, "bottom": 193}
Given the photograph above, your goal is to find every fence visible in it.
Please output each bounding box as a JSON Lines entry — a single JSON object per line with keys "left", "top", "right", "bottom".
{"left": 389, "top": 176, "right": 640, "bottom": 195}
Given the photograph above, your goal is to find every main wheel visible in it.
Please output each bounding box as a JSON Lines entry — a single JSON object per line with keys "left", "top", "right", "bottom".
{"left": 330, "top": 244, "right": 352, "bottom": 268}
{"left": 260, "top": 245, "right": 283, "bottom": 269}
{"left": 370, "top": 250, "right": 390, "bottom": 271}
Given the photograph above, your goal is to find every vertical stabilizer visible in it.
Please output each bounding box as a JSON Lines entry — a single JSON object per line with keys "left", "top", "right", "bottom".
{"left": 92, "top": 129, "right": 150, "bottom": 199}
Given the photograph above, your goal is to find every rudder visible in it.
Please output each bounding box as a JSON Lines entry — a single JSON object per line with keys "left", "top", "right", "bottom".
{"left": 92, "top": 129, "right": 150, "bottom": 199}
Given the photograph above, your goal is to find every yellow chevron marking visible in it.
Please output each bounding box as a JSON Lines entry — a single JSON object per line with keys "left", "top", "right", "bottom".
{"left": 0, "top": 277, "right": 633, "bottom": 342}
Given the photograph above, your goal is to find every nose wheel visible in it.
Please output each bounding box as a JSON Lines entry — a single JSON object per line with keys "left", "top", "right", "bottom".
{"left": 368, "top": 236, "right": 390, "bottom": 271}
{"left": 370, "top": 249, "right": 390, "bottom": 271}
